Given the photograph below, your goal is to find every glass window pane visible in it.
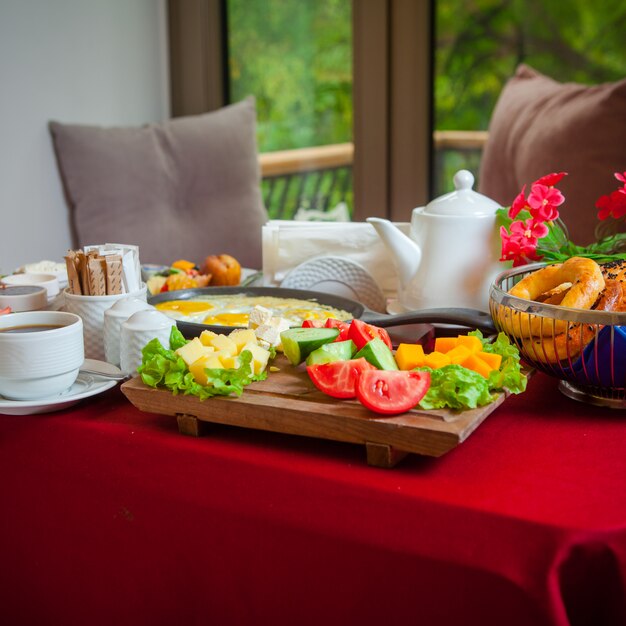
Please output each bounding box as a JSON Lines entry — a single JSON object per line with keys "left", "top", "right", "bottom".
{"left": 226, "top": 0, "right": 353, "bottom": 220}
{"left": 434, "top": 0, "right": 626, "bottom": 195}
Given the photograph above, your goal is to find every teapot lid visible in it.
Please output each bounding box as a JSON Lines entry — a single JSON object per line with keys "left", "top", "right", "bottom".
{"left": 423, "top": 170, "right": 500, "bottom": 216}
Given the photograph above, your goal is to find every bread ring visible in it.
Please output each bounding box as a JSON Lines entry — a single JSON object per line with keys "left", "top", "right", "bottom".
{"left": 518, "top": 276, "right": 625, "bottom": 364}
{"left": 503, "top": 257, "right": 605, "bottom": 337}
{"left": 601, "top": 259, "right": 626, "bottom": 285}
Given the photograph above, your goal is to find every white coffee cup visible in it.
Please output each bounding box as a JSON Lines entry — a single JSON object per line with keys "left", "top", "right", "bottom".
{"left": 0, "top": 310, "right": 84, "bottom": 400}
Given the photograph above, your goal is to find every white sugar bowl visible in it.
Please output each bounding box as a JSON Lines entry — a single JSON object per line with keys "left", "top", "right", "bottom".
{"left": 104, "top": 297, "right": 154, "bottom": 366}
{"left": 120, "top": 310, "right": 176, "bottom": 377}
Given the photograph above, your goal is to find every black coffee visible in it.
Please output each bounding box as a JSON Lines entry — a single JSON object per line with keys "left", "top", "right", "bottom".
{"left": 0, "top": 324, "right": 63, "bottom": 333}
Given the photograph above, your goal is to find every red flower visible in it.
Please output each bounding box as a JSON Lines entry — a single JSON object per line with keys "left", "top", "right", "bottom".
{"left": 511, "top": 218, "right": 549, "bottom": 240}
{"left": 508, "top": 185, "right": 528, "bottom": 219}
{"left": 596, "top": 189, "right": 626, "bottom": 221}
{"left": 615, "top": 171, "right": 626, "bottom": 186}
{"left": 499, "top": 224, "right": 543, "bottom": 267}
{"left": 528, "top": 183, "right": 563, "bottom": 222}
{"left": 533, "top": 172, "right": 567, "bottom": 187}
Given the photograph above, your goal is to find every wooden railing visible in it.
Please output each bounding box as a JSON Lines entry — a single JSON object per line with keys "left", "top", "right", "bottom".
{"left": 258, "top": 131, "right": 488, "bottom": 219}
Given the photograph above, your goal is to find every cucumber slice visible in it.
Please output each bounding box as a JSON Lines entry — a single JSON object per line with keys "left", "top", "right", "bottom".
{"left": 354, "top": 337, "right": 399, "bottom": 370}
{"left": 280, "top": 327, "right": 340, "bottom": 365}
{"left": 305, "top": 339, "right": 357, "bottom": 366}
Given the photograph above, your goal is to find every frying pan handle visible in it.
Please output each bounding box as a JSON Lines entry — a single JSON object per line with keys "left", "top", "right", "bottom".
{"left": 362, "top": 307, "right": 496, "bottom": 334}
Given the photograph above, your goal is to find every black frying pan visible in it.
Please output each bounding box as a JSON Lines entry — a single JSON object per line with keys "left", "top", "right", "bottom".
{"left": 148, "top": 286, "right": 496, "bottom": 338}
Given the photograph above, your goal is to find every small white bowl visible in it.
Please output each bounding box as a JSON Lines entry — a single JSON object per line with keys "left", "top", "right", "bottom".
{"left": 0, "top": 310, "right": 84, "bottom": 401}
{"left": 2, "top": 273, "right": 60, "bottom": 301}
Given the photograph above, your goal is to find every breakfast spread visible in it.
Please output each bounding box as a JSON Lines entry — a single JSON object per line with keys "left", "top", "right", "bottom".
{"left": 138, "top": 304, "right": 526, "bottom": 417}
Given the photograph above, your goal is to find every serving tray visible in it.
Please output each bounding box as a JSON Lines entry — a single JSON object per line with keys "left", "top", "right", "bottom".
{"left": 121, "top": 356, "right": 515, "bottom": 468}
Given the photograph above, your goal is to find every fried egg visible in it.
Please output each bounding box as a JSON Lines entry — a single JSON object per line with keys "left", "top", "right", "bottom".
{"left": 154, "top": 295, "right": 352, "bottom": 327}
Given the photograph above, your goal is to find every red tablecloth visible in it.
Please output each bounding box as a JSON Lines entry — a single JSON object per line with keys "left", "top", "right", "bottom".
{"left": 1, "top": 373, "right": 626, "bottom": 626}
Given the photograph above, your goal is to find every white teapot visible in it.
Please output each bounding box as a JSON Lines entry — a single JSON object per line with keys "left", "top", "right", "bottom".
{"left": 367, "top": 170, "right": 502, "bottom": 312}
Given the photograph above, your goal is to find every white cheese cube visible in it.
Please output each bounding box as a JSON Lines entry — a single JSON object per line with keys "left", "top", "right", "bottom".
{"left": 254, "top": 323, "right": 281, "bottom": 347}
{"left": 248, "top": 305, "right": 273, "bottom": 329}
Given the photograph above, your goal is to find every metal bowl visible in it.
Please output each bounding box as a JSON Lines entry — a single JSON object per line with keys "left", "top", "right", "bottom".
{"left": 489, "top": 264, "right": 626, "bottom": 408}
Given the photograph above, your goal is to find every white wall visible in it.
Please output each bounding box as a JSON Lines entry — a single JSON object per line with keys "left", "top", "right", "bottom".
{"left": 0, "top": 0, "right": 170, "bottom": 274}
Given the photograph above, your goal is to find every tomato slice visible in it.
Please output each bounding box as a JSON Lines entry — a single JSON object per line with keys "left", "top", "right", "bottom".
{"left": 324, "top": 318, "right": 351, "bottom": 341}
{"left": 356, "top": 369, "right": 431, "bottom": 415}
{"left": 301, "top": 320, "right": 326, "bottom": 328}
{"left": 306, "top": 358, "right": 376, "bottom": 399}
{"left": 347, "top": 319, "right": 393, "bottom": 351}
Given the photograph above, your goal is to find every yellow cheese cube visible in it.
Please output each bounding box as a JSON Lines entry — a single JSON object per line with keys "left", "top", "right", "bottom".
{"left": 175, "top": 337, "right": 213, "bottom": 367}
{"left": 228, "top": 328, "right": 257, "bottom": 353}
{"left": 199, "top": 330, "right": 218, "bottom": 346}
{"left": 241, "top": 342, "right": 271, "bottom": 375}
{"left": 189, "top": 353, "right": 224, "bottom": 385}
{"left": 219, "top": 354, "right": 241, "bottom": 369}
{"left": 423, "top": 351, "right": 451, "bottom": 369}
{"left": 206, "top": 333, "right": 237, "bottom": 355}
{"left": 394, "top": 343, "right": 426, "bottom": 370}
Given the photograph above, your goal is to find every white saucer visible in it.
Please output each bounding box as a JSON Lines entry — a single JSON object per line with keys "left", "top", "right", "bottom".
{"left": 281, "top": 256, "right": 387, "bottom": 313}
{"left": 0, "top": 373, "right": 117, "bottom": 415}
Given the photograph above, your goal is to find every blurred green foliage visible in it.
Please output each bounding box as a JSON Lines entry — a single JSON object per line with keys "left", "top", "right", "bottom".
{"left": 435, "top": 0, "right": 626, "bottom": 193}
{"left": 227, "top": 0, "right": 626, "bottom": 202}
{"left": 436, "top": 0, "right": 626, "bottom": 132}
{"left": 227, "top": 0, "right": 352, "bottom": 153}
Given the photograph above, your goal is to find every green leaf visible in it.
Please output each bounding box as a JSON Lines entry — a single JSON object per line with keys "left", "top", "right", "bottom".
{"left": 417, "top": 365, "right": 495, "bottom": 410}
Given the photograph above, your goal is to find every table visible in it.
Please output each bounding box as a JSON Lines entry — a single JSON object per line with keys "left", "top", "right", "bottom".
{"left": 1, "top": 372, "right": 626, "bottom": 626}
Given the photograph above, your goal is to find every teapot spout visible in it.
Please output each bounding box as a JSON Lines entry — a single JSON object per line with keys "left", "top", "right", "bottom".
{"left": 367, "top": 217, "right": 422, "bottom": 291}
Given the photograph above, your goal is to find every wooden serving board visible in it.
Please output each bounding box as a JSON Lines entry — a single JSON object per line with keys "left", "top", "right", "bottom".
{"left": 121, "top": 356, "right": 513, "bottom": 468}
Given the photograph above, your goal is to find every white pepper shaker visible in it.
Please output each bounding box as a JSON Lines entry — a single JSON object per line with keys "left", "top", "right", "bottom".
{"left": 104, "top": 297, "right": 154, "bottom": 366}
{"left": 120, "top": 309, "right": 176, "bottom": 377}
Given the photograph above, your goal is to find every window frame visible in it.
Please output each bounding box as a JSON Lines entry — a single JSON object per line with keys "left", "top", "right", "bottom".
{"left": 167, "top": 0, "right": 433, "bottom": 222}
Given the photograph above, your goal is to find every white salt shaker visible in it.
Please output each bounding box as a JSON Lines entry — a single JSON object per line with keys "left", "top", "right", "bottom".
{"left": 120, "top": 309, "right": 176, "bottom": 377}
{"left": 104, "top": 297, "right": 154, "bottom": 366}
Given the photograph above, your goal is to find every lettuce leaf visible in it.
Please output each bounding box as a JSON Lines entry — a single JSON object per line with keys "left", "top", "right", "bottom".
{"left": 418, "top": 364, "right": 494, "bottom": 410}
{"left": 417, "top": 330, "right": 526, "bottom": 410}
{"left": 471, "top": 329, "right": 527, "bottom": 395}
{"left": 137, "top": 326, "right": 266, "bottom": 400}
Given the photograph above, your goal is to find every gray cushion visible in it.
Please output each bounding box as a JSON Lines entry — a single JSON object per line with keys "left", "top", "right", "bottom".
{"left": 479, "top": 65, "right": 626, "bottom": 247}
{"left": 50, "top": 97, "right": 268, "bottom": 268}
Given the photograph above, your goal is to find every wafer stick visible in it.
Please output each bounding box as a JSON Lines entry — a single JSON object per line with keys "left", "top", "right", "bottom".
{"left": 64, "top": 250, "right": 82, "bottom": 295}
{"left": 88, "top": 256, "right": 107, "bottom": 295}
{"left": 105, "top": 255, "right": 123, "bottom": 294}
